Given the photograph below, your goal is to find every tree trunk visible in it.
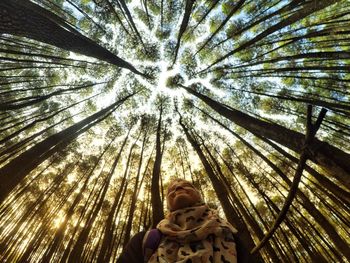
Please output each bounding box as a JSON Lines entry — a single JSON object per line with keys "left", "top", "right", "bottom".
{"left": 177, "top": 109, "right": 264, "bottom": 262}
{"left": 198, "top": 134, "right": 280, "bottom": 261}
{"left": 0, "top": 92, "right": 135, "bottom": 204}
{"left": 151, "top": 105, "right": 165, "bottom": 227}
{"left": 95, "top": 131, "right": 131, "bottom": 262}
{"left": 255, "top": 134, "right": 350, "bottom": 204}
{"left": 195, "top": 106, "right": 350, "bottom": 259}
{"left": 195, "top": 0, "right": 246, "bottom": 55}
{"left": 123, "top": 130, "right": 147, "bottom": 244}
{"left": 0, "top": 0, "right": 143, "bottom": 75}
{"left": 181, "top": 84, "right": 350, "bottom": 187}
{"left": 172, "top": 0, "right": 196, "bottom": 65}
{"left": 185, "top": 0, "right": 220, "bottom": 41}
{"left": 207, "top": 0, "right": 340, "bottom": 70}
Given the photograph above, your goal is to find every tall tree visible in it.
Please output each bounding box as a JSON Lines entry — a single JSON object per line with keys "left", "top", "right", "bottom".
{"left": 177, "top": 83, "right": 350, "bottom": 188}
{"left": 0, "top": 0, "right": 349, "bottom": 261}
{"left": 123, "top": 120, "right": 149, "bottom": 244}
{"left": 172, "top": 0, "right": 195, "bottom": 65}
{"left": 202, "top": 0, "right": 340, "bottom": 72}
{"left": 0, "top": 92, "right": 136, "bottom": 203}
{"left": 0, "top": 0, "right": 144, "bottom": 75}
{"left": 151, "top": 102, "right": 165, "bottom": 227}
{"left": 176, "top": 109, "right": 264, "bottom": 262}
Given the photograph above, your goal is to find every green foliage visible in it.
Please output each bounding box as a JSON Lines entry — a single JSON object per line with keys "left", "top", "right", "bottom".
{"left": 148, "top": 0, "right": 160, "bottom": 15}
{"left": 209, "top": 17, "right": 220, "bottom": 33}
{"left": 179, "top": 49, "right": 198, "bottom": 77}
{"left": 166, "top": 74, "right": 184, "bottom": 89}
{"left": 221, "top": 1, "right": 234, "bottom": 16}
{"left": 1, "top": 1, "right": 350, "bottom": 262}
{"left": 134, "top": 7, "right": 152, "bottom": 27}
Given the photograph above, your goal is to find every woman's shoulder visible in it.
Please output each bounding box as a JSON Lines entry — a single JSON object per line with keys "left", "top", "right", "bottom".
{"left": 117, "top": 231, "right": 147, "bottom": 263}
{"left": 143, "top": 229, "right": 163, "bottom": 262}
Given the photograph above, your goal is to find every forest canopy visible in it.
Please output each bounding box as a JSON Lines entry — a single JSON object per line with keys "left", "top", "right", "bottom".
{"left": 0, "top": 0, "right": 349, "bottom": 262}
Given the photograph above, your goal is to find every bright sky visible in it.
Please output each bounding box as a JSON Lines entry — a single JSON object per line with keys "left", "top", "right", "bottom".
{"left": 59, "top": 0, "right": 302, "bottom": 208}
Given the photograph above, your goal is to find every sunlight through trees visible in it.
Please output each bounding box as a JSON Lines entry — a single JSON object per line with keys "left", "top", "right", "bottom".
{"left": 0, "top": 0, "right": 349, "bottom": 262}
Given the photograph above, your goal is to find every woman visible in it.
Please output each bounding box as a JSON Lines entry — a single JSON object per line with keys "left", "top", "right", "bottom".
{"left": 118, "top": 179, "right": 244, "bottom": 263}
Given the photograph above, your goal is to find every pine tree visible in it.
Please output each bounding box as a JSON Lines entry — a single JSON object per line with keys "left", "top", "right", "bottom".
{"left": 0, "top": 0, "right": 349, "bottom": 262}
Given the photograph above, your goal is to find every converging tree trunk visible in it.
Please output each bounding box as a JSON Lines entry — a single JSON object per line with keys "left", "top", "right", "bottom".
{"left": 0, "top": 0, "right": 144, "bottom": 75}
{"left": 0, "top": 92, "right": 136, "bottom": 204}
{"left": 123, "top": 128, "right": 148, "bottom": 244}
{"left": 151, "top": 105, "right": 165, "bottom": 227}
{"left": 204, "top": 0, "right": 340, "bottom": 71}
{"left": 172, "top": 0, "right": 195, "bottom": 65}
{"left": 177, "top": 108, "right": 264, "bottom": 262}
{"left": 180, "top": 84, "right": 350, "bottom": 188}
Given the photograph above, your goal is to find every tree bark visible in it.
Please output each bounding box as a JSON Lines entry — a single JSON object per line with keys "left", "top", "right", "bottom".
{"left": 177, "top": 109, "right": 264, "bottom": 262}
{"left": 172, "top": 0, "right": 196, "bottom": 65}
{"left": 123, "top": 130, "right": 147, "bottom": 244}
{"left": 0, "top": 0, "right": 143, "bottom": 75}
{"left": 197, "top": 134, "right": 280, "bottom": 261}
{"left": 0, "top": 92, "right": 135, "bottom": 204}
{"left": 195, "top": 106, "right": 350, "bottom": 258}
{"left": 181, "top": 84, "right": 350, "bottom": 188}
{"left": 151, "top": 105, "right": 165, "bottom": 227}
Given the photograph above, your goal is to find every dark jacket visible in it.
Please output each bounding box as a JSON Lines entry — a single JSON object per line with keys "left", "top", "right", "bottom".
{"left": 117, "top": 231, "right": 146, "bottom": 263}
{"left": 117, "top": 231, "right": 260, "bottom": 263}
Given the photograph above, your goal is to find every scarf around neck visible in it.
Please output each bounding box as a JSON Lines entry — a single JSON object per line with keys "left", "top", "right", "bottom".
{"left": 148, "top": 204, "right": 238, "bottom": 263}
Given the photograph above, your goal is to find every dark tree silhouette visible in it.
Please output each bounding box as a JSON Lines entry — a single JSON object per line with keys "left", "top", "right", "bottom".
{"left": 0, "top": 0, "right": 349, "bottom": 262}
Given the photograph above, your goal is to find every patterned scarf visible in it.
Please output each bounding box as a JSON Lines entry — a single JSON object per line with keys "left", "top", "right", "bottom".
{"left": 148, "top": 204, "right": 238, "bottom": 263}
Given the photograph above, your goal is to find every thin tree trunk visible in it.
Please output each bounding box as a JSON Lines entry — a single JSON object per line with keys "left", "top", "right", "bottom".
{"left": 214, "top": 0, "right": 305, "bottom": 49}
{"left": 195, "top": 0, "right": 246, "bottom": 55}
{"left": 172, "top": 0, "right": 195, "bottom": 65}
{"left": 197, "top": 134, "right": 280, "bottom": 261}
{"left": 204, "top": 0, "right": 340, "bottom": 71}
{"left": 96, "top": 130, "right": 131, "bottom": 262}
{"left": 184, "top": 0, "right": 220, "bottom": 41}
{"left": 0, "top": 92, "right": 136, "bottom": 204}
{"left": 68, "top": 132, "right": 128, "bottom": 261}
{"left": 116, "top": 0, "right": 146, "bottom": 52}
{"left": 255, "top": 134, "right": 350, "bottom": 204}
{"left": 123, "top": 130, "right": 147, "bottom": 244}
{"left": 195, "top": 106, "right": 350, "bottom": 258}
{"left": 151, "top": 105, "right": 165, "bottom": 227}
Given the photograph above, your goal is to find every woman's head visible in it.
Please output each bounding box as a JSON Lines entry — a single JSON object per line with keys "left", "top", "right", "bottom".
{"left": 166, "top": 179, "right": 202, "bottom": 211}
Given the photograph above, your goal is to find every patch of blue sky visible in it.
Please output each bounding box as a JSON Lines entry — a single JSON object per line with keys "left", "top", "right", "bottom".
{"left": 62, "top": 1, "right": 83, "bottom": 19}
